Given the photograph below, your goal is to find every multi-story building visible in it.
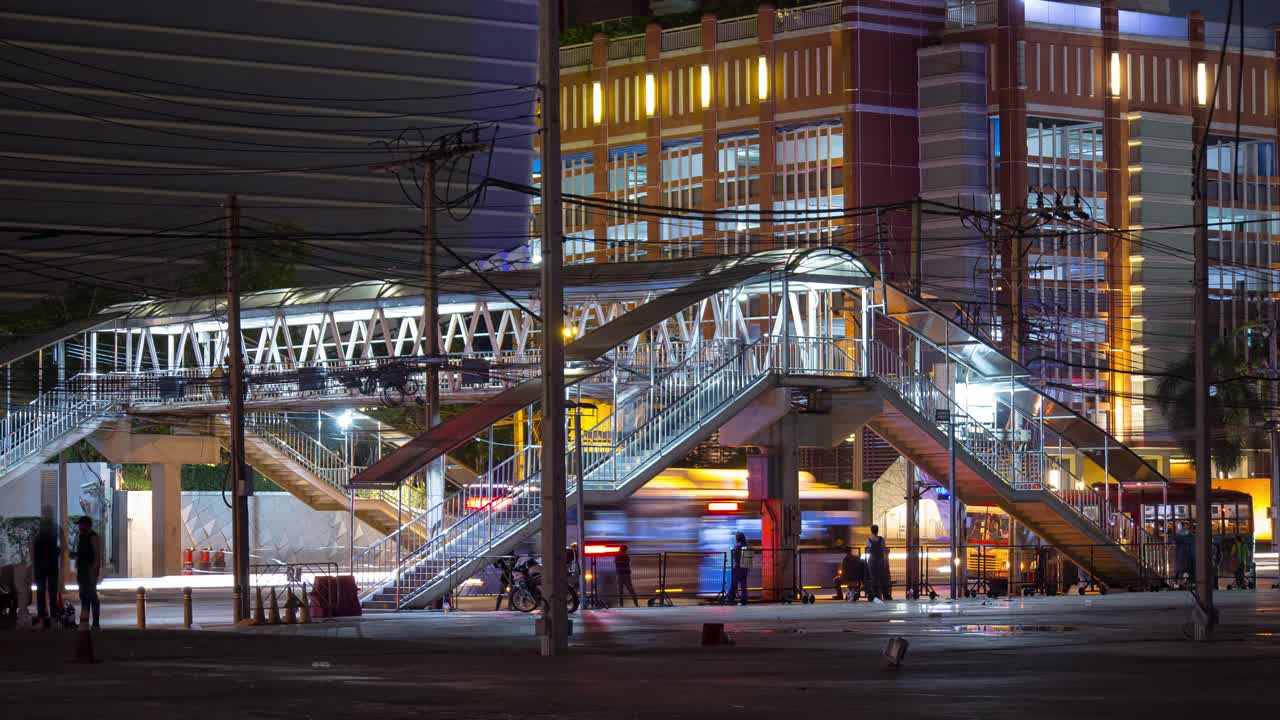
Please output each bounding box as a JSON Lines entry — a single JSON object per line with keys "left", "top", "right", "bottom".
{"left": 553, "top": 0, "right": 1280, "bottom": 538}
{"left": 933, "top": 0, "right": 1278, "bottom": 534}
{"left": 549, "top": 0, "right": 936, "bottom": 266}
{"left": 0, "top": 1, "right": 537, "bottom": 301}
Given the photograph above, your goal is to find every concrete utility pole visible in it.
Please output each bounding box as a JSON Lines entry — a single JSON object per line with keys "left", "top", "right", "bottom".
{"left": 1191, "top": 122, "right": 1216, "bottom": 640}
{"left": 421, "top": 156, "right": 443, "bottom": 539}
{"left": 370, "top": 137, "right": 484, "bottom": 537}
{"left": 909, "top": 198, "right": 922, "bottom": 297}
{"left": 225, "top": 194, "right": 252, "bottom": 622}
{"left": 538, "top": 0, "right": 569, "bottom": 656}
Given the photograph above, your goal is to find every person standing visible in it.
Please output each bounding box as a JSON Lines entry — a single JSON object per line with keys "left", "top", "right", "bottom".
{"left": 30, "top": 518, "right": 60, "bottom": 629}
{"left": 615, "top": 545, "right": 638, "bottom": 607}
{"left": 865, "top": 524, "right": 890, "bottom": 602}
{"left": 71, "top": 516, "right": 102, "bottom": 629}
{"left": 728, "top": 532, "right": 753, "bottom": 605}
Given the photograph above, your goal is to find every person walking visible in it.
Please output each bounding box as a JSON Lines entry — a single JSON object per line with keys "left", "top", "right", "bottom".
{"left": 865, "top": 524, "right": 890, "bottom": 602}
{"left": 728, "top": 532, "right": 753, "bottom": 605}
{"left": 71, "top": 516, "right": 102, "bottom": 629}
{"left": 30, "top": 518, "right": 60, "bottom": 629}
{"left": 615, "top": 545, "right": 638, "bottom": 607}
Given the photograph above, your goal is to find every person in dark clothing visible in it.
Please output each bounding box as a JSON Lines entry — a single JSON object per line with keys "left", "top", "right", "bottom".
{"left": 728, "top": 532, "right": 752, "bottom": 605}
{"left": 865, "top": 524, "right": 891, "bottom": 602}
{"left": 615, "top": 545, "right": 638, "bottom": 607}
{"left": 30, "top": 518, "right": 60, "bottom": 629}
{"left": 833, "top": 547, "right": 866, "bottom": 601}
{"left": 1173, "top": 522, "right": 1194, "bottom": 589}
{"left": 71, "top": 516, "right": 102, "bottom": 629}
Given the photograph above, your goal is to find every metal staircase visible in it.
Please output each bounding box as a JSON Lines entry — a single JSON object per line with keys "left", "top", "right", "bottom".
{"left": 357, "top": 337, "right": 855, "bottom": 609}
{"left": 863, "top": 339, "right": 1166, "bottom": 585}
{"left": 209, "top": 413, "right": 414, "bottom": 537}
{"left": 0, "top": 380, "right": 113, "bottom": 490}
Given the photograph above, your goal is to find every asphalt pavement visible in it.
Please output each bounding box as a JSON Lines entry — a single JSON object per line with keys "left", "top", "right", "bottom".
{"left": 2, "top": 589, "right": 1279, "bottom": 719}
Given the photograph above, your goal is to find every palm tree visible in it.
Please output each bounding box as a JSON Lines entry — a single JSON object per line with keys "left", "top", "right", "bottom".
{"left": 1156, "top": 334, "right": 1266, "bottom": 476}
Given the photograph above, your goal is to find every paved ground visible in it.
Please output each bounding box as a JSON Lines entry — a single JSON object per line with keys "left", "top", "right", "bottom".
{"left": 3, "top": 590, "right": 1279, "bottom": 719}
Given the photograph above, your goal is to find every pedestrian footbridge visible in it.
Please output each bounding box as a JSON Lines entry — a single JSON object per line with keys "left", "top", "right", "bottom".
{"left": 0, "top": 249, "right": 1170, "bottom": 605}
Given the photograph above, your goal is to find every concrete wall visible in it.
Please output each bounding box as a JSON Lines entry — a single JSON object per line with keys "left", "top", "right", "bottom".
{"left": 121, "top": 491, "right": 383, "bottom": 577}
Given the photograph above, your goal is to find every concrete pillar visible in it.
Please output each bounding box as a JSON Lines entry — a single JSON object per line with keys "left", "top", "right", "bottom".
{"left": 150, "top": 463, "right": 182, "bottom": 577}
{"left": 748, "top": 413, "right": 801, "bottom": 602}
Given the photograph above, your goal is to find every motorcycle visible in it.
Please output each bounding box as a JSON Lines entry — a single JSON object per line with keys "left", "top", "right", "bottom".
{"left": 509, "top": 556, "right": 579, "bottom": 614}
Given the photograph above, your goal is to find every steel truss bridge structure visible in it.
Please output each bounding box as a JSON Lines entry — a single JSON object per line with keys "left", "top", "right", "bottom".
{"left": 0, "top": 249, "right": 1171, "bottom": 608}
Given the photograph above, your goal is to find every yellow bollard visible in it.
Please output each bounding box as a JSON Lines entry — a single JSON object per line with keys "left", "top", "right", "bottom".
{"left": 267, "top": 587, "right": 282, "bottom": 625}
{"left": 183, "top": 587, "right": 193, "bottom": 629}
{"left": 299, "top": 587, "right": 312, "bottom": 625}
{"left": 253, "top": 586, "right": 266, "bottom": 625}
{"left": 136, "top": 587, "right": 147, "bottom": 629}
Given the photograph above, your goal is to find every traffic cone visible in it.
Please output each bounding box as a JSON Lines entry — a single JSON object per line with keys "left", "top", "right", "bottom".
{"left": 299, "top": 588, "right": 312, "bottom": 624}
{"left": 284, "top": 589, "right": 298, "bottom": 625}
{"left": 268, "top": 588, "right": 281, "bottom": 625}
{"left": 252, "top": 587, "right": 266, "bottom": 625}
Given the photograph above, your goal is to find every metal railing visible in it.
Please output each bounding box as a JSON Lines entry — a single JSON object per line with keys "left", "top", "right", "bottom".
{"left": 356, "top": 336, "right": 864, "bottom": 608}
{"left": 716, "top": 15, "right": 757, "bottom": 43}
{"left": 946, "top": 0, "right": 997, "bottom": 28}
{"left": 775, "top": 1, "right": 842, "bottom": 33}
{"left": 661, "top": 24, "right": 701, "bottom": 52}
{"left": 560, "top": 42, "right": 592, "bottom": 68}
{"left": 0, "top": 380, "right": 112, "bottom": 478}
{"left": 239, "top": 412, "right": 410, "bottom": 512}
{"left": 865, "top": 338, "right": 1166, "bottom": 577}
{"left": 607, "top": 34, "right": 645, "bottom": 61}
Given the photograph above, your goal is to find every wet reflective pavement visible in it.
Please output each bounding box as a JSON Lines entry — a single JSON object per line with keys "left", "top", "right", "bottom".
{"left": 3, "top": 590, "right": 1279, "bottom": 719}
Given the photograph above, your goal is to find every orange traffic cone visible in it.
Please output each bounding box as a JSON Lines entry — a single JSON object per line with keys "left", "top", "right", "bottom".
{"left": 299, "top": 588, "right": 312, "bottom": 625}
{"left": 252, "top": 587, "right": 266, "bottom": 625}
{"left": 284, "top": 589, "right": 298, "bottom": 625}
{"left": 268, "top": 588, "right": 282, "bottom": 625}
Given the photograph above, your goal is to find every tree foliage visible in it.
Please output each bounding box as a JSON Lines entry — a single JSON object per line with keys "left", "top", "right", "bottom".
{"left": 178, "top": 221, "right": 309, "bottom": 297}
{"left": 1155, "top": 337, "right": 1265, "bottom": 475}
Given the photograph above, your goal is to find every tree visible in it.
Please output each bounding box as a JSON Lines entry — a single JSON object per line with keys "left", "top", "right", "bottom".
{"left": 1156, "top": 335, "right": 1266, "bottom": 476}
{"left": 179, "top": 221, "right": 309, "bottom": 296}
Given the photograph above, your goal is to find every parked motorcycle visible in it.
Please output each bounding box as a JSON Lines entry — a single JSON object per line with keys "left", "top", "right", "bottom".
{"left": 509, "top": 556, "right": 579, "bottom": 614}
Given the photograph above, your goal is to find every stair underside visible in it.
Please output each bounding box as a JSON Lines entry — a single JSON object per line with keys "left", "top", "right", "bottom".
{"left": 866, "top": 382, "right": 1144, "bottom": 587}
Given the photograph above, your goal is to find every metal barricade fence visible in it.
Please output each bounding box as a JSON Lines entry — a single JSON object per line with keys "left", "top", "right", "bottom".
{"left": 250, "top": 562, "right": 339, "bottom": 615}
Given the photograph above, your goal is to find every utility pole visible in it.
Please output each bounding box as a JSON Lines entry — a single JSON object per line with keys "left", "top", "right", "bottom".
{"left": 538, "top": 0, "right": 569, "bottom": 656}
{"left": 422, "top": 157, "right": 443, "bottom": 538}
{"left": 1007, "top": 214, "right": 1027, "bottom": 362}
{"left": 370, "top": 136, "right": 485, "bottom": 540}
{"left": 1191, "top": 95, "right": 1216, "bottom": 640}
{"left": 909, "top": 198, "right": 922, "bottom": 297}
{"left": 904, "top": 327, "right": 920, "bottom": 598}
{"left": 1271, "top": 325, "right": 1279, "bottom": 575}
{"left": 225, "top": 194, "right": 252, "bottom": 622}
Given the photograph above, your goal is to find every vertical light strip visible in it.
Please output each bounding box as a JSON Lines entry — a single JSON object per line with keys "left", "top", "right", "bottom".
{"left": 700, "top": 64, "right": 712, "bottom": 109}
{"left": 1109, "top": 51, "right": 1121, "bottom": 97}
{"left": 757, "top": 55, "right": 768, "bottom": 100}
{"left": 644, "top": 73, "right": 656, "bottom": 117}
{"left": 592, "top": 81, "right": 603, "bottom": 125}
{"left": 1196, "top": 61, "right": 1208, "bottom": 105}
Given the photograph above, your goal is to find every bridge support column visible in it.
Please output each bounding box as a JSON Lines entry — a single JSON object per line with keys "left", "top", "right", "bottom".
{"left": 748, "top": 413, "right": 801, "bottom": 603}
{"left": 150, "top": 463, "right": 183, "bottom": 577}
